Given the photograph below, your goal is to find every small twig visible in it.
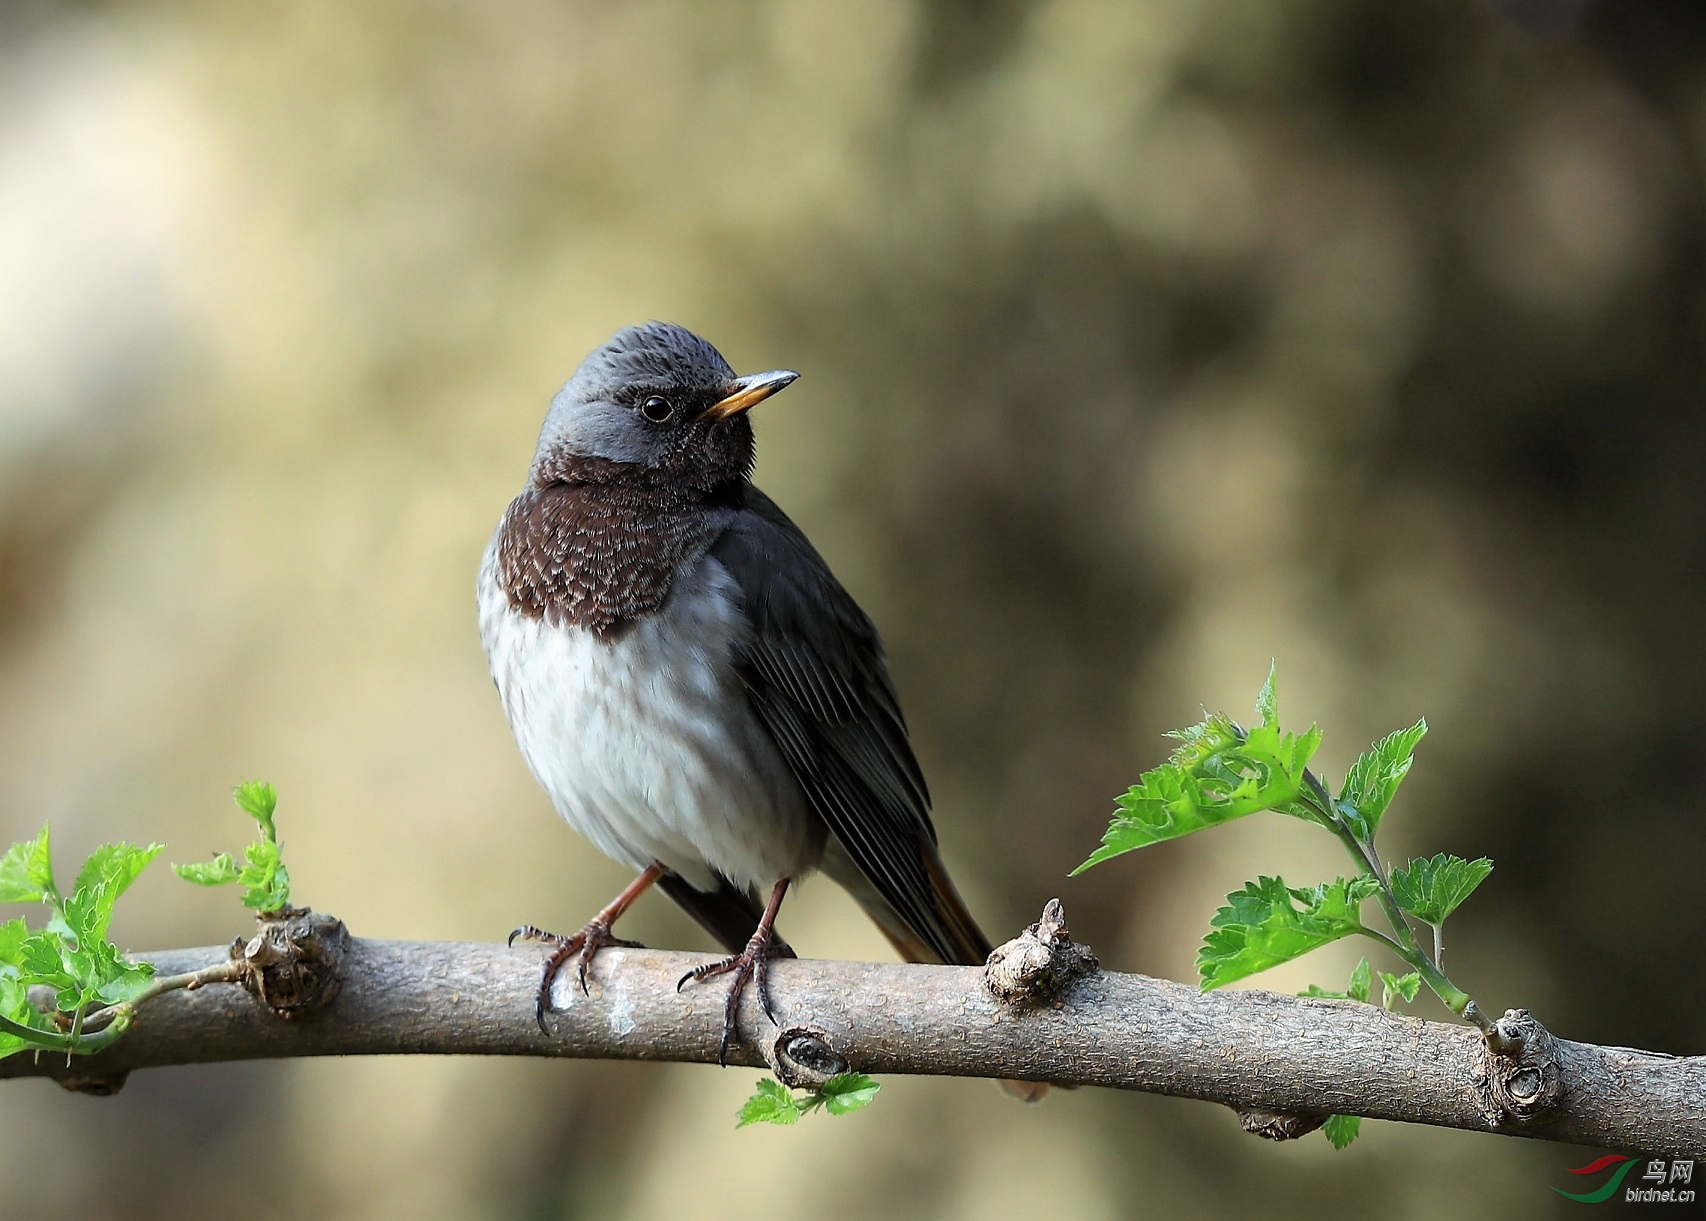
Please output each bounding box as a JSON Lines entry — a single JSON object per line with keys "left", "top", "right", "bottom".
{"left": 78, "top": 960, "right": 247, "bottom": 1034}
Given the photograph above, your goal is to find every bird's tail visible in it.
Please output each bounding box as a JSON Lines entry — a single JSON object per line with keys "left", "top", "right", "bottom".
{"left": 824, "top": 839, "right": 990, "bottom": 966}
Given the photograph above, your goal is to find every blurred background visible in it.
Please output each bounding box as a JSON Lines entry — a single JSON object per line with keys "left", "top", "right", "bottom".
{"left": 0, "top": 0, "right": 1701, "bottom": 1217}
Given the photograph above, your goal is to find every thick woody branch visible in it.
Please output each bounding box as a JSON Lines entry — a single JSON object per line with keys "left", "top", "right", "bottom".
{"left": 2, "top": 904, "right": 1699, "bottom": 1157}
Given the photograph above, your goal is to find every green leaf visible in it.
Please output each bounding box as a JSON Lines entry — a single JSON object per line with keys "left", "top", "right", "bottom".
{"left": 233, "top": 781, "right": 279, "bottom": 840}
{"left": 1162, "top": 711, "right": 1245, "bottom": 770}
{"left": 1346, "top": 957, "right": 1371, "bottom": 1004}
{"left": 16, "top": 932, "right": 76, "bottom": 999}
{"left": 0, "top": 917, "right": 28, "bottom": 968}
{"left": 94, "top": 960, "right": 155, "bottom": 1005}
{"left": 239, "top": 840, "right": 290, "bottom": 912}
{"left": 1074, "top": 763, "right": 1252, "bottom": 871}
{"left": 1298, "top": 957, "right": 1373, "bottom": 1003}
{"left": 65, "top": 842, "right": 163, "bottom": 944}
{"left": 74, "top": 842, "right": 162, "bottom": 905}
{"left": 1074, "top": 682, "right": 1323, "bottom": 874}
{"left": 1340, "top": 720, "right": 1427, "bottom": 838}
{"left": 57, "top": 887, "right": 104, "bottom": 947}
{"left": 736, "top": 1078, "right": 801, "bottom": 1127}
{"left": 819, "top": 1073, "right": 881, "bottom": 1116}
{"left": 0, "top": 826, "right": 55, "bottom": 904}
{"left": 1254, "top": 661, "right": 1279, "bottom": 728}
{"left": 1390, "top": 854, "right": 1493, "bottom": 926}
{"left": 1197, "top": 876, "right": 1378, "bottom": 990}
{"left": 173, "top": 855, "right": 241, "bottom": 886}
{"left": 1379, "top": 971, "right": 1422, "bottom": 1010}
{"left": 1323, "top": 1113, "right": 1361, "bottom": 1149}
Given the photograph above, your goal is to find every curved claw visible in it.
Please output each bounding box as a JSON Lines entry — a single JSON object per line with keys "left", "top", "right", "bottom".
{"left": 515, "top": 919, "right": 645, "bottom": 1034}
{"left": 719, "top": 985, "right": 742, "bottom": 1067}
{"left": 533, "top": 934, "right": 587, "bottom": 1033}
{"left": 534, "top": 970, "right": 555, "bottom": 1034}
{"left": 752, "top": 950, "right": 778, "bottom": 1026}
{"left": 509, "top": 923, "right": 557, "bottom": 949}
{"left": 675, "top": 940, "right": 787, "bottom": 1065}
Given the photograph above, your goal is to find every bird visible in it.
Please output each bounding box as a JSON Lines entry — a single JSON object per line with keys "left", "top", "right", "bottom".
{"left": 477, "top": 321, "right": 1015, "bottom": 1076}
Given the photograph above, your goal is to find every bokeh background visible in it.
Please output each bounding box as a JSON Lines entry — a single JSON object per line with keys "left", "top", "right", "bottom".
{"left": 1, "top": 1, "right": 1701, "bottom": 1217}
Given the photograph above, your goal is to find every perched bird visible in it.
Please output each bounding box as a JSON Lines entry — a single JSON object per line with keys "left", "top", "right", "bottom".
{"left": 478, "top": 322, "right": 1002, "bottom": 1066}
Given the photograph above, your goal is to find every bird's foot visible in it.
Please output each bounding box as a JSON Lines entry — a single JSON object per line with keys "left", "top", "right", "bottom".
{"left": 676, "top": 929, "right": 796, "bottom": 1066}
{"left": 509, "top": 919, "right": 643, "bottom": 1033}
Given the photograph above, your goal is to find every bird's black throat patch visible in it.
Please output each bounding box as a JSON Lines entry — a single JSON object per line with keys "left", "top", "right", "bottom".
{"left": 495, "top": 454, "right": 736, "bottom": 637}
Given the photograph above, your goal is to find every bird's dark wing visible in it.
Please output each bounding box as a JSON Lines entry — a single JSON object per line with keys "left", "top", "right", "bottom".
{"left": 708, "top": 488, "right": 991, "bottom": 966}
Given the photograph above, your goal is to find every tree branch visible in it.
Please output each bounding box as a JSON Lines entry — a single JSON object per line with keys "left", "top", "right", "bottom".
{"left": 2, "top": 903, "right": 1699, "bottom": 1156}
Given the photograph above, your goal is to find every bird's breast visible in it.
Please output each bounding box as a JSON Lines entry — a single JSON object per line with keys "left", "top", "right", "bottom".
{"left": 490, "top": 473, "right": 725, "bottom": 637}
{"left": 478, "top": 533, "right": 824, "bottom": 892}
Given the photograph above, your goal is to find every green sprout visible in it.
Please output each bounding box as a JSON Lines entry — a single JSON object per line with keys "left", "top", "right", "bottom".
{"left": 737, "top": 1073, "right": 882, "bottom": 1127}
{"left": 173, "top": 781, "right": 291, "bottom": 912}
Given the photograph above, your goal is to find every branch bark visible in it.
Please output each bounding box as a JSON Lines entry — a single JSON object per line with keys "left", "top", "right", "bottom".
{"left": 3, "top": 904, "right": 1699, "bottom": 1157}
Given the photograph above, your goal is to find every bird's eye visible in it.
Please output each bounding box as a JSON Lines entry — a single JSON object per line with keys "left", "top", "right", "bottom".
{"left": 640, "top": 395, "right": 674, "bottom": 423}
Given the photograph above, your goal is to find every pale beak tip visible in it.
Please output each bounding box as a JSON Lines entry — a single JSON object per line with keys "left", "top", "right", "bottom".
{"left": 700, "top": 369, "right": 801, "bottom": 421}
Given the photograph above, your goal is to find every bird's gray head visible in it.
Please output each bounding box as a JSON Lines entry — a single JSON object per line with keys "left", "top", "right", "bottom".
{"left": 531, "top": 322, "right": 798, "bottom": 492}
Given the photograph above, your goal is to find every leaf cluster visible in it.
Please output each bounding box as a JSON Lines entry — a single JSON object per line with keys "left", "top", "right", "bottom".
{"left": 1299, "top": 958, "right": 1422, "bottom": 1011}
{"left": 173, "top": 781, "right": 291, "bottom": 912}
{"left": 0, "top": 826, "right": 161, "bottom": 1055}
{"left": 1076, "top": 665, "right": 1498, "bottom": 1149}
{"left": 0, "top": 777, "right": 293, "bottom": 1061}
{"left": 737, "top": 1074, "right": 881, "bottom": 1127}
{"left": 1072, "top": 669, "right": 1322, "bottom": 873}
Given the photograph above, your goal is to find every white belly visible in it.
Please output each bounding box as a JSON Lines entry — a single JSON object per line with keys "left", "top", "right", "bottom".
{"left": 478, "top": 540, "right": 822, "bottom": 892}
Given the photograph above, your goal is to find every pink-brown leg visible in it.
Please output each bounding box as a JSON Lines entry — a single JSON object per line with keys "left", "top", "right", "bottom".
{"left": 511, "top": 862, "right": 666, "bottom": 1032}
{"left": 676, "top": 877, "right": 793, "bottom": 1065}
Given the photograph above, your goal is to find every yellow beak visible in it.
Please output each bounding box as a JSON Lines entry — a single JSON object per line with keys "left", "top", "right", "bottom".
{"left": 698, "top": 370, "right": 799, "bottom": 422}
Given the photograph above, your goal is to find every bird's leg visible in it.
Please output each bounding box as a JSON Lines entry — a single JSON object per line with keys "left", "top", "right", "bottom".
{"left": 510, "top": 862, "right": 666, "bottom": 1033}
{"left": 676, "top": 877, "right": 793, "bottom": 1066}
